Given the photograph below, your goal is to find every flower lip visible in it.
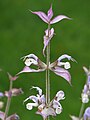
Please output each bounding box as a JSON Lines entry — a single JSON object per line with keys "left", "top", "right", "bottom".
{"left": 21, "top": 54, "right": 38, "bottom": 61}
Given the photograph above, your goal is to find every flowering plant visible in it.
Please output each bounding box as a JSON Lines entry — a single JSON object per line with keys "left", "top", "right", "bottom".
{"left": 0, "top": 2, "right": 90, "bottom": 120}
{"left": 16, "top": 4, "right": 76, "bottom": 120}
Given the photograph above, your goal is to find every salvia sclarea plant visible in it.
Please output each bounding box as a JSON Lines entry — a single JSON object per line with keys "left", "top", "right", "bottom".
{"left": 16, "top": 4, "right": 76, "bottom": 120}
{"left": 0, "top": 71, "right": 23, "bottom": 120}
{"left": 0, "top": 3, "right": 90, "bottom": 120}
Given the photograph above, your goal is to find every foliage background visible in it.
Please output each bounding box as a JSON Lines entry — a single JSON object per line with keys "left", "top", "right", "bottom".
{"left": 0, "top": 0, "right": 90, "bottom": 120}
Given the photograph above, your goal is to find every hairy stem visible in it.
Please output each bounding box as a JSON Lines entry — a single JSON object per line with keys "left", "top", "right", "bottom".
{"left": 4, "top": 80, "right": 13, "bottom": 120}
{"left": 46, "top": 24, "right": 50, "bottom": 120}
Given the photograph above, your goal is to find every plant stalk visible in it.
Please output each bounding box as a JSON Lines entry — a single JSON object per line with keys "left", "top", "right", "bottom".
{"left": 46, "top": 24, "right": 50, "bottom": 120}
{"left": 4, "top": 80, "right": 13, "bottom": 120}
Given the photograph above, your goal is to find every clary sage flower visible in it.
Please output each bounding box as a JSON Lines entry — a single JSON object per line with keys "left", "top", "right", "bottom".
{"left": 31, "top": 4, "right": 70, "bottom": 25}
{"left": 17, "top": 54, "right": 76, "bottom": 84}
{"left": 24, "top": 86, "right": 65, "bottom": 119}
{"left": 81, "top": 67, "right": 90, "bottom": 103}
{"left": 84, "top": 107, "right": 90, "bottom": 120}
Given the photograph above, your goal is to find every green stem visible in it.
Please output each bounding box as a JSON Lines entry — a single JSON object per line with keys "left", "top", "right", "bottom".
{"left": 46, "top": 24, "right": 50, "bottom": 120}
{"left": 79, "top": 102, "right": 85, "bottom": 119}
{"left": 4, "top": 80, "right": 13, "bottom": 120}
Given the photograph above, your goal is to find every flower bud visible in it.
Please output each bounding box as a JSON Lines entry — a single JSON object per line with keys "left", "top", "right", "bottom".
{"left": 81, "top": 93, "right": 89, "bottom": 103}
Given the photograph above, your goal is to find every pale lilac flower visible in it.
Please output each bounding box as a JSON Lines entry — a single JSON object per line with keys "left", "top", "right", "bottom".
{"left": 81, "top": 67, "right": 90, "bottom": 103}
{"left": 24, "top": 86, "right": 45, "bottom": 111}
{"left": 17, "top": 54, "right": 47, "bottom": 75}
{"left": 43, "top": 28, "right": 54, "bottom": 56}
{"left": 17, "top": 54, "right": 75, "bottom": 84}
{"left": 31, "top": 4, "right": 70, "bottom": 25}
{"left": 49, "top": 54, "right": 76, "bottom": 84}
{"left": 24, "top": 86, "right": 65, "bottom": 119}
{"left": 84, "top": 107, "right": 90, "bottom": 120}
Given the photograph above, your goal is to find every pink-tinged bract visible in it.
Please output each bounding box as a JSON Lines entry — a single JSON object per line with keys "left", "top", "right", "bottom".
{"left": 51, "top": 67, "right": 71, "bottom": 84}
{"left": 43, "top": 28, "right": 54, "bottom": 56}
{"left": 31, "top": 4, "right": 70, "bottom": 24}
{"left": 50, "top": 15, "right": 71, "bottom": 24}
{"left": 31, "top": 11, "right": 48, "bottom": 24}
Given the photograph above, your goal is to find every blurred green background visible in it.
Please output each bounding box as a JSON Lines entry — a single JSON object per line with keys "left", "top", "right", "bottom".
{"left": 0, "top": 0, "right": 90, "bottom": 120}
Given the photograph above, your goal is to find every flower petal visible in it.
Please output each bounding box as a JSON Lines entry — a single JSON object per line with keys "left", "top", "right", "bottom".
{"left": 31, "top": 11, "right": 49, "bottom": 23}
{"left": 47, "top": 4, "right": 53, "bottom": 20}
{"left": 31, "top": 86, "right": 42, "bottom": 96}
{"left": 39, "top": 95, "right": 45, "bottom": 104}
{"left": 51, "top": 67, "right": 71, "bottom": 84}
{"left": 56, "top": 90, "right": 65, "bottom": 101}
{"left": 53, "top": 100, "right": 61, "bottom": 109}
{"left": 24, "top": 95, "right": 38, "bottom": 103}
{"left": 36, "top": 107, "right": 56, "bottom": 119}
{"left": 58, "top": 54, "right": 76, "bottom": 62}
{"left": 84, "top": 107, "right": 90, "bottom": 120}
{"left": 50, "top": 15, "right": 71, "bottom": 24}
{"left": 0, "top": 111, "right": 4, "bottom": 119}
{"left": 21, "top": 54, "right": 38, "bottom": 61}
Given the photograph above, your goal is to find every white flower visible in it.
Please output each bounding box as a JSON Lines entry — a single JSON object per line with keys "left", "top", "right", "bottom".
{"left": 81, "top": 93, "right": 89, "bottom": 103}
{"left": 24, "top": 87, "right": 65, "bottom": 119}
